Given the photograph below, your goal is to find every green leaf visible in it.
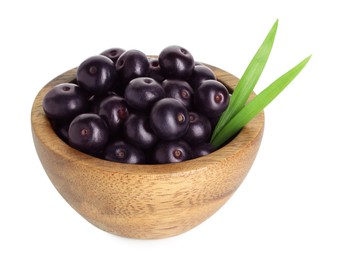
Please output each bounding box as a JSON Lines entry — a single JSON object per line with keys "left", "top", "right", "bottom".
{"left": 211, "top": 19, "right": 279, "bottom": 141}
{"left": 210, "top": 55, "right": 312, "bottom": 148}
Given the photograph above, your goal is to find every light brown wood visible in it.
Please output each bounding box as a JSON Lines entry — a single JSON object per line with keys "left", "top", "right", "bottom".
{"left": 31, "top": 64, "right": 264, "bottom": 239}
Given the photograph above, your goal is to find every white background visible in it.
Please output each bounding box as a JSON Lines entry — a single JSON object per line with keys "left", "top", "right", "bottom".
{"left": 1, "top": 0, "right": 339, "bottom": 259}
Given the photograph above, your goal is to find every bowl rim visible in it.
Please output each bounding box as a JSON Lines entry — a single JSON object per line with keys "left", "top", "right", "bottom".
{"left": 31, "top": 63, "right": 264, "bottom": 175}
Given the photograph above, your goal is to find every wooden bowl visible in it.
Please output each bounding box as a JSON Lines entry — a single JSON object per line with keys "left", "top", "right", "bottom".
{"left": 31, "top": 64, "right": 264, "bottom": 239}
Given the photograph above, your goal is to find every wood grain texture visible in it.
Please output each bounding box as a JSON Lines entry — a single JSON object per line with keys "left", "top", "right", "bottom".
{"left": 31, "top": 64, "right": 265, "bottom": 239}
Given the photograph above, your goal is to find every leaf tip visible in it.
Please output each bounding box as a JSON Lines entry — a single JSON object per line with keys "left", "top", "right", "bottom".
{"left": 301, "top": 55, "right": 312, "bottom": 67}
{"left": 273, "top": 19, "right": 279, "bottom": 29}
{"left": 267, "top": 19, "right": 279, "bottom": 40}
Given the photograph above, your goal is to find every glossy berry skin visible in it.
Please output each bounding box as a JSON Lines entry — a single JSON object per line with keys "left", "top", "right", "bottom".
{"left": 124, "top": 77, "right": 165, "bottom": 111}
{"left": 100, "top": 47, "right": 125, "bottom": 63}
{"left": 115, "top": 49, "right": 149, "bottom": 84}
{"left": 103, "top": 140, "right": 145, "bottom": 164}
{"left": 189, "top": 65, "right": 216, "bottom": 89}
{"left": 158, "top": 45, "right": 195, "bottom": 80}
{"left": 152, "top": 140, "right": 192, "bottom": 164}
{"left": 43, "top": 83, "right": 89, "bottom": 121}
{"left": 195, "top": 79, "right": 230, "bottom": 118}
{"left": 124, "top": 113, "right": 158, "bottom": 149}
{"left": 162, "top": 79, "right": 194, "bottom": 109}
{"left": 150, "top": 98, "right": 189, "bottom": 140}
{"left": 68, "top": 113, "right": 109, "bottom": 153}
{"left": 98, "top": 96, "right": 129, "bottom": 134}
{"left": 88, "top": 91, "right": 117, "bottom": 114}
{"left": 44, "top": 46, "right": 229, "bottom": 165}
{"left": 77, "top": 55, "right": 117, "bottom": 95}
{"left": 183, "top": 112, "right": 211, "bottom": 145}
{"left": 192, "top": 143, "right": 215, "bottom": 159}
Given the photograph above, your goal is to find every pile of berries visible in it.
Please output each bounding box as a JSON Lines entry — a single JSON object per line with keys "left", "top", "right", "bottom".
{"left": 43, "top": 46, "right": 230, "bottom": 164}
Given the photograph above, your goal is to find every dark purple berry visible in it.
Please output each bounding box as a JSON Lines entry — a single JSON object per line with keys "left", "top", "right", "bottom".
{"left": 43, "top": 83, "right": 89, "bottom": 121}
{"left": 103, "top": 140, "right": 145, "bottom": 164}
{"left": 192, "top": 143, "right": 215, "bottom": 159}
{"left": 68, "top": 113, "right": 109, "bottom": 153}
{"left": 189, "top": 65, "right": 216, "bottom": 89}
{"left": 147, "top": 58, "right": 165, "bottom": 82}
{"left": 152, "top": 140, "right": 192, "bottom": 164}
{"left": 124, "top": 77, "right": 165, "bottom": 111}
{"left": 162, "top": 79, "right": 194, "bottom": 109}
{"left": 100, "top": 47, "right": 125, "bottom": 63}
{"left": 88, "top": 91, "right": 117, "bottom": 114}
{"left": 115, "top": 49, "right": 149, "bottom": 84}
{"left": 195, "top": 80, "right": 230, "bottom": 118}
{"left": 150, "top": 98, "right": 189, "bottom": 140}
{"left": 43, "top": 46, "right": 228, "bottom": 165}
{"left": 98, "top": 96, "right": 129, "bottom": 134}
{"left": 158, "top": 45, "right": 195, "bottom": 80}
{"left": 183, "top": 112, "right": 211, "bottom": 145}
{"left": 124, "top": 113, "right": 158, "bottom": 149}
{"left": 77, "top": 55, "right": 117, "bottom": 95}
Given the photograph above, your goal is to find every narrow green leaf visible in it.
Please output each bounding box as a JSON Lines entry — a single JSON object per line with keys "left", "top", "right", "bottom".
{"left": 211, "top": 55, "right": 312, "bottom": 149}
{"left": 211, "top": 19, "right": 279, "bottom": 141}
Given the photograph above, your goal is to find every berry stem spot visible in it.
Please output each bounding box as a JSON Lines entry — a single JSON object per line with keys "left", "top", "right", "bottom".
{"left": 180, "top": 48, "right": 188, "bottom": 55}
{"left": 110, "top": 50, "right": 118, "bottom": 56}
{"left": 177, "top": 113, "right": 185, "bottom": 123}
{"left": 214, "top": 93, "right": 223, "bottom": 103}
{"left": 118, "top": 107, "right": 128, "bottom": 120}
{"left": 189, "top": 113, "right": 196, "bottom": 122}
{"left": 180, "top": 89, "right": 189, "bottom": 99}
{"left": 89, "top": 66, "right": 97, "bottom": 75}
{"left": 118, "top": 59, "right": 124, "bottom": 67}
{"left": 116, "top": 149, "right": 126, "bottom": 159}
{"left": 173, "top": 149, "right": 182, "bottom": 159}
{"left": 81, "top": 128, "right": 88, "bottom": 136}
